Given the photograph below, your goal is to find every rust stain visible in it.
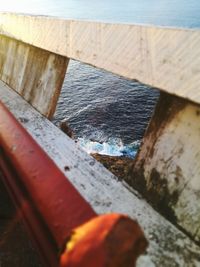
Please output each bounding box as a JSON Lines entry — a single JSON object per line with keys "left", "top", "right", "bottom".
{"left": 144, "top": 92, "right": 188, "bottom": 159}
{"left": 128, "top": 92, "right": 200, "bottom": 244}
{"left": 130, "top": 166, "right": 179, "bottom": 224}
{"left": 196, "top": 110, "right": 200, "bottom": 116}
{"left": 131, "top": 91, "right": 190, "bottom": 173}
{"left": 60, "top": 214, "right": 148, "bottom": 267}
{"left": 128, "top": 93, "right": 191, "bottom": 226}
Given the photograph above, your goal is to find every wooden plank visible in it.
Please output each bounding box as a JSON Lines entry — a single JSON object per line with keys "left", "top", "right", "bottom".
{"left": 0, "top": 81, "right": 200, "bottom": 266}
{"left": 0, "top": 34, "right": 68, "bottom": 118}
{"left": 0, "top": 13, "right": 200, "bottom": 104}
{"left": 130, "top": 92, "right": 200, "bottom": 243}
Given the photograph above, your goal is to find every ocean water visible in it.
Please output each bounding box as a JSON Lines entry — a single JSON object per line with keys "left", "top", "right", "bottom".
{"left": 2, "top": 1, "right": 200, "bottom": 157}
{"left": 2, "top": 0, "right": 200, "bottom": 28}
{"left": 53, "top": 61, "right": 158, "bottom": 157}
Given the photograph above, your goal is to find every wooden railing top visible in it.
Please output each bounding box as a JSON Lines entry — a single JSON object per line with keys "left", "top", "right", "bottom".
{"left": 0, "top": 13, "right": 200, "bottom": 105}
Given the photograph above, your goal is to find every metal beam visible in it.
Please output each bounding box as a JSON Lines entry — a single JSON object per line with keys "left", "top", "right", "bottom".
{"left": 0, "top": 100, "right": 147, "bottom": 266}
{"left": 0, "top": 99, "right": 96, "bottom": 266}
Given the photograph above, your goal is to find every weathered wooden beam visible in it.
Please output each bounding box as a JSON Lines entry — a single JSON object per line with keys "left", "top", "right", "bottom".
{"left": 0, "top": 13, "right": 200, "bottom": 104}
{"left": 0, "top": 34, "right": 68, "bottom": 118}
{"left": 130, "top": 92, "right": 200, "bottom": 243}
{"left": 1, "top": 81, "right": 200, "bottom": 266}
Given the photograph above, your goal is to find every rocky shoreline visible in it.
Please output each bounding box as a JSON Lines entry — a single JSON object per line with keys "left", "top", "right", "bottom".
{"left": 91, "top": 153, "right": 134, "bottom": 181}
{"left": 59, "top": 121, "right": 134, "bottom": 181}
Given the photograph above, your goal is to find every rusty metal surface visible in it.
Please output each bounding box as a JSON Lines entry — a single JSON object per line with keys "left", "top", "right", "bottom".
{"left": 0, "top": 100, "right": 148, "bottom": 267}
{"left": 0, "top": 34, "right": 68, "bottom": 118}
{"left": 0, "top": 176, "right": 43, "bottom": 267}
{"left": 0, "top": 100, "right": 96, "bottom": 266}
{"left": 60, "top": 214, "right": 148, "bottom": 267}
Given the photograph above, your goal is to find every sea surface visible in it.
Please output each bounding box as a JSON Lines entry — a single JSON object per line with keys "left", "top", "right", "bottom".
{"left": 1, "top": 0, "right": 200, "bottom": 157}
{"left": 53, "top": 61, "right": 158, "bottom": 157}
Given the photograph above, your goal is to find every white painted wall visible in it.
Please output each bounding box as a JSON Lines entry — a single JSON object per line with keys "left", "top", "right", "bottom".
{"left": 0, "top": 13, "right": 200, "bottom": 105}
{"left": 133, "top": 95, "right": 200, "bottom": 242}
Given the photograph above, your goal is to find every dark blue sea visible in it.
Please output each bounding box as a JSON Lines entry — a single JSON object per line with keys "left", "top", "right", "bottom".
{"left": 2, "top": 0, "right": 200, "bottom": 157}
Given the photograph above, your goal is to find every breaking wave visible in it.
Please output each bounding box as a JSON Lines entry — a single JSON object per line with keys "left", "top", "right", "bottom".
{"left": 77, "top": 138, "right": 140, "bottom": 158}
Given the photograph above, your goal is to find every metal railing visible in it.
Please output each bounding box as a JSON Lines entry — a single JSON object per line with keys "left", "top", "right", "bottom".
{"left": 0, "top": 100, "right": 147, "bottom": 266}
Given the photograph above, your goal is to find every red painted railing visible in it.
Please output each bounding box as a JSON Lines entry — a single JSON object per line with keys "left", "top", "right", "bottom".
{"left": 0, "top": 100, "right": 147, "bottom": 267}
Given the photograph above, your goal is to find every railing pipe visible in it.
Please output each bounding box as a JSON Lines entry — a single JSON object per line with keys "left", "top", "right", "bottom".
{"left": 0, "top": 99, "right": 95, "bottom": 265}
{"left": 0, "top": 100, "right": 147, "bottom": 266}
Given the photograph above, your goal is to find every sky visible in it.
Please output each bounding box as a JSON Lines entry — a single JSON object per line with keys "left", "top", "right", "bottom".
{"left": 0, "top": 0, "right": 200, "bottom": 27}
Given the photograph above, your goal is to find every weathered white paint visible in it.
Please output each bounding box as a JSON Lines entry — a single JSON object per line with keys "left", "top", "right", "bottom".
{"left": 0, "top": 81, "right": 200, "bottom": 266}
{"left": 0, "top": 34, "right": 68, "bottom": 118}
{"left": 0, "top": 13, "right": 200, "bottom": 104}
{"left": 132, "top": 92, "right": 200, "bottom": 243}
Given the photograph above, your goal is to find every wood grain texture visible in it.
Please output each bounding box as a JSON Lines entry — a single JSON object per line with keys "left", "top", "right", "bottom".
{"left": 0, "top": 34, "right": 68, "bottom": 118}
{"left": 0, "top": 81, "right": 200, "bottom": 266}
{"left": 0, "top": 13, "right": 200, "bottom": 104}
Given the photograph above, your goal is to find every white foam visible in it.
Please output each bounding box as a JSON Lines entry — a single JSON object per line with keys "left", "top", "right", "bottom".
{"left": 77, "top": 137, "right": 140, "bottom": 158}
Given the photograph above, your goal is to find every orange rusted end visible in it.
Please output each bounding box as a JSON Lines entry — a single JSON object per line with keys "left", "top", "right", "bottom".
{"left": 60, "top": 213, "right": 148, "bottom": 267}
